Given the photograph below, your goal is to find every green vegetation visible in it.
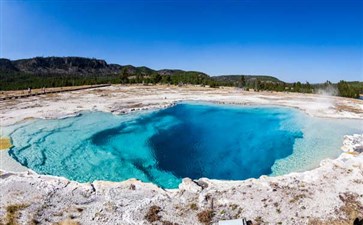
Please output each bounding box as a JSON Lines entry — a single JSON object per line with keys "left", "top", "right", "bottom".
{"left": 215, "top": 77, "right": 362, "bottom": 98}
{"left": 2, "top": 71, "right": 361, "bottom": 99}
{"left": 213, "top": 74, "right": 282, "bottom": 85}
{"left": 337, "top": 80, "right": 361, "bottom": 98}
{"left": 239, "top": 76, "right": 246, "bottom": 88}
{"left": 0, "top": 71, "right": 212, "bottom": 90}
{"left": 1, "top": 57, "right": 362, "bottom": 99}
{"left": 0, "top": 72, "right": 116, "bottom": 90}
{"left": 213, "top": 75, "right": 314, "bottom": 93}
{"left": 0, "top": 57, "right": 214, "bottom": 90}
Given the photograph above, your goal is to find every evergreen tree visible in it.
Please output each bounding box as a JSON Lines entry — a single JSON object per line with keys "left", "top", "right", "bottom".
{"left": 150, "top": 73, "right": 162, "bottom": 84}
{"left": 337, "top": 80, "right": 359, "bottom": 98}
{"left": 239, "top": 75, "right": 246, "bottom": 88}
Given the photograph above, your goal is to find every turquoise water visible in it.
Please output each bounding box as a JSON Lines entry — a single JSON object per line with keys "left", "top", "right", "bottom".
{"left": 8, "top": 103, "right": 362, "bottom": 188}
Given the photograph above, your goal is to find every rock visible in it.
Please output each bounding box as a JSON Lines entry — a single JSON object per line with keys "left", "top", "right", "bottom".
{"left": 341, "top": 134, "right": 363, "bottom": 153}
{"left": 354, "top": 218, "right": 363, "bottom": 225}
{"left": 195, "top": 179, "right": 209, "bottom": 189}
{"left": 178, "top": 178, "right": 202, "bottom": 193}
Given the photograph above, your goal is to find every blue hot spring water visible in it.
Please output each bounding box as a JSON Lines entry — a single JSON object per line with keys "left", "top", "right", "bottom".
{"left": 8, "top": 103, "right": 362, "bottom": 188}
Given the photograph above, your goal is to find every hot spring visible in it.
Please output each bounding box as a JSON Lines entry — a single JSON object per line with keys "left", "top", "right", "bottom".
{"left": 8, "top": 103, "right": 362, "bottom": 188}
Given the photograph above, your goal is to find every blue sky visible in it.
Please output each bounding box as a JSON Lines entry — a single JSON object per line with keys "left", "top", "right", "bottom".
{"left": 1, "top": 0, "right": 362, "bottom": 82}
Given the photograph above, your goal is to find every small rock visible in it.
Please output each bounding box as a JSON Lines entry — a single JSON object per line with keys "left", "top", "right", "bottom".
{"left": 179, "top": 178, "right": 202, "bottom": 193}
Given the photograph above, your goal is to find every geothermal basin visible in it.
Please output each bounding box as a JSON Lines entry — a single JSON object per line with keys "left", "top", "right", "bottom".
{"left": 7, "top": 102, "right": 362, "bottom": 188}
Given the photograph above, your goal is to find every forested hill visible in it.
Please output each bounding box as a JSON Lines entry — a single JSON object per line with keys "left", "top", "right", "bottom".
{"left": 212, "top": 75, "right": 283, "bottom": 86}
{"left": 0, "top": 57, "right": 212, "bottom": 78}
{"left": 0, "top": 57, "right": 117, "bottom": 75}
{"left": 1, "top": 57, "right": 361, "bottom": 99}
{"left": 0, "top": 57, "right": 211, "bottom": 90}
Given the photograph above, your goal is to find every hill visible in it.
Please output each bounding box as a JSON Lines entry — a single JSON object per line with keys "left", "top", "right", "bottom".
{"left": 0, "top": 57, "right": 211, "bottom": 90}
{"left": 213, "top": 75, "right": 282, "bottom": 83}
{"left": 1, "top": 56, "right": 359, "bottom": 99}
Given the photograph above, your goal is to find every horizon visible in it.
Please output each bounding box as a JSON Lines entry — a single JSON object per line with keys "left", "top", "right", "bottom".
{"left": 3, "top": 55, "right": 362, "bottom": 84}
{"left": 1, "top": 0, "right": 363, "bottom": 83}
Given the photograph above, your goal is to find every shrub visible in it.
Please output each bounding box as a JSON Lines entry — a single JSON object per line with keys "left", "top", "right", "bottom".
{"left": 197, "top": 210, "right": 214, "bottom": 225}
{"left": 145, "top": 205, "right": 162, "bottom": 223}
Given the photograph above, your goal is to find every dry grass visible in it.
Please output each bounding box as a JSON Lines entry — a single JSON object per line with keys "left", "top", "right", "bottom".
{"left": 335, "top": 104, "right": 362, "bottom": 114}
{"left": 289, "top": 194, "right": 306, "bottom": 203}
{"left": 1, "top": 204, "right": 28, "bottom": 225}
{"left": 54, "top": 219, "right": 80, "bottom": 225}
{"left": 190, "top": 203, "right": 199, "bottom": 210}
{"left": 161, "top": 221, "right": 179, "bottom": 225}
{"left": 309, "top": 192, "right": 363, "bottom": 225}
{"left": 197, "top": 210, "right": 214, "bottom": 225}
{"left": 145, "top": 205, "right": 162, "bottom": 223}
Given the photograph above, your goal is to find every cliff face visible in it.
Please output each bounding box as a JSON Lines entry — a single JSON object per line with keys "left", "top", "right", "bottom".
{"left": 0, "top": 59, "right": 19, "bottom": 72}
{"left": 7, "top": 57, "right": 121, "bottom": 75}
{"left": 0, "top": 57, "right": 209, "bottom": 77}
{"left": 0, "top": 57, "right": 282, "bottom": 80}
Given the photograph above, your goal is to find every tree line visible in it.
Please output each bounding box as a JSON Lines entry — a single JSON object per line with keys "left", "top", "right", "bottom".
{"left": 223, "top": 76, "right": 362, "bottom": 98}
{"left": 1, "top": 72, "right": 361, "bottom": 99}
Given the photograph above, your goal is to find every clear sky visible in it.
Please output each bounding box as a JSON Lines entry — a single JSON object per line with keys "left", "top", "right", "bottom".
{"left": 1, "top": 0, "right": 362, "bottom": 82}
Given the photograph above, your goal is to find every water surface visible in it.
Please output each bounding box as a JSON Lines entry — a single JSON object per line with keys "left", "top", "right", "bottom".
{"left": 8, "top": 103, "right": 362, "bottom": 188}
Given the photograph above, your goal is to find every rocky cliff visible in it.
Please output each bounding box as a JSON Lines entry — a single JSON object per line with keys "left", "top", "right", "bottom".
{"left": 0, "top": 57, "right": 210, "bottom": 77}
